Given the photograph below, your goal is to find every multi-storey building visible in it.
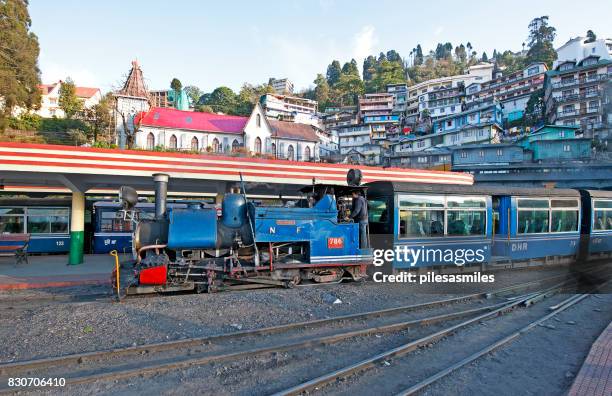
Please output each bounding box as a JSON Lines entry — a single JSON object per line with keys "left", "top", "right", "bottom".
{"left": 405, "top": 63, "right": 494, "bottom": 127}
{"left": 358, "top": 93, "right": 398, "bottom": 143}
{"left": 320, "top": 107, "right": 358, "bottom": 131}
{"left": 387, "top": 83, "right": 408, "bottom": 114}
{"left": 260, "top": 93, "right": 318, "bottom": 124}
{"left": 337, "top": 124, "right": 382, "bottom": 165}
{"left": 465, "top": 63, "right": 548, "bottom": 123}
{"left": 544, "top": 57, "right": 612, "bottom": 139}
{"left": 389, "top": 103, "right": 503, "bottom": 158}
{"left": 268, "top": 78, "right": 294, "bottom": 94}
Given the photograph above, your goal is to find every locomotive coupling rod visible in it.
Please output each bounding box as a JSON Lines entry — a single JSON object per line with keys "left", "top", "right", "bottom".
{"left": 110, "top": 250, "right": 121, "bottom": 302}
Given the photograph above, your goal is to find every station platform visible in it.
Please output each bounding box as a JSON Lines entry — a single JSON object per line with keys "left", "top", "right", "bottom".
{"left": 569, "top": 319, "right": 612, "bottom": 396}
{"left": 0, "top": 254, "right": 126, "bottom": 290}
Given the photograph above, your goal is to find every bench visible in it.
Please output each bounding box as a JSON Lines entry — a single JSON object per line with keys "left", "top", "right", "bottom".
{"left": 0, "top": 234, "right": 31, "bottom": 265}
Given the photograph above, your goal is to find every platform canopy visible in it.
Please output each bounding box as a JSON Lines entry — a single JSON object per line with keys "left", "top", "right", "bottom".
{"left": 0, "top": 142, "right": 473, "bottom": 195}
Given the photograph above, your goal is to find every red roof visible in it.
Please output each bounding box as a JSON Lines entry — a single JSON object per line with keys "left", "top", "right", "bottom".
{"left": 136, "top": 107, "right": 248, "bottom": 134}
{"left": 268, "top": 120, "right": 320, "bottom": 142}
{"left": 75, "top": 87, "right": 100, "bottom": 98}
{"left": 38, "top": 83, "right": 100, "bottom": 98}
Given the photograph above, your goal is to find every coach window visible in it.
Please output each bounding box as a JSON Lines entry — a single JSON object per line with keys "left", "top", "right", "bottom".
{"left": 447, "top": 196, "right": 487, "bottom": 235}
{"left": 593, "top": 200, "right": 612, "bottom": 231}
{"left": 0, "top": 207, "right": 25, "bottom": 233}
{"left": 368, "top": 199, "right": 389, "bottom": 223}
{"left": 517, "top": 198, "right": 550, "bottom": 234}
{"left": 27, "top": 208, "right": 69, "bottom": 234}
{"left": 100, "top": 210, "right": 133, "bottom": 232}
{"left": 551, "top": 199, "right": 579, "bottom": 232}
{"left": 398, "top": 195, "right": 444, "bottom": 238}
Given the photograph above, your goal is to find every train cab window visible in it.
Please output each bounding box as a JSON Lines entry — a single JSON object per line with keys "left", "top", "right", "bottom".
{"left": 27, "top": 208, "right": 70, "bottom": 234}
{"left": 517, "top": 199, "right": 550, "bottom": 234}
{"left": 0, "top": 207, "right": 25, "bottom": 233}
{"left": 593, "top": 200, "right": 612, "bottom": 231}
{"left": 447, "top": 196, "right": 487, "bottom": 235}
{"left": 100, "top": 210, "right": 134, "bottom": 232}
{"left": 550, "top": 199, "right": 579, "bottom": 232}
{"left": 368, "top": 199, "right": 389, "bottom": 223}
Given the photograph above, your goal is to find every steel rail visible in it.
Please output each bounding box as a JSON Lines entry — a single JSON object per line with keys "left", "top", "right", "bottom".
{"left": 394, "top": 279, "right": 611, "bottom": 396}
{"left": 271, "top": 282, "right": 570, "bottom": 396}
{"left": 0, "top": 275, "right": 563, "bottom": 375}
{"left": 394, "top": 293, "right": 591, "bottom": 395}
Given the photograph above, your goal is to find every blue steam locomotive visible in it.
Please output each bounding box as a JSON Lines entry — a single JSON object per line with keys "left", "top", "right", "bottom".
{"left": 122, "top": 173, "right": 372, "bottom": 294}
{"left": 119, "top": 172, "right": 612, "bottom": 294}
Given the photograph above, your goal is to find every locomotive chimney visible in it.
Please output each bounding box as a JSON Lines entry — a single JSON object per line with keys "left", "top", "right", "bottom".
{"left": 153, "top": 173, "right": 169, "bottom": 219}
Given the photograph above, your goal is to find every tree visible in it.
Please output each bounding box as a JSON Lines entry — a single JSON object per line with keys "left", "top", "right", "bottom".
{"left": 386, "top": 50, "right": 402, "bottom": 63}
{"left": 524, "top": 89, "right": 545, "bottom": 126}
{"left": 183, "top": 85, "right": 202, "bottom": 107}
{"left": 341, "top": 59, "right": 360, "bottom": 77}
{"left": 235, "top": 83, "right": 274, "bottom": 116}
{"left": 82, "top": 92, "right": 112, "bottom": 142}
{"left": 455, "top": 44, "right": 467, "bottom": 63}
{"left": 116, "top": 106, "right": 144, "bottom": 149}
{"left": 313, "top": 74, "right": 330, "bottom": 107}
{"left": 0, "top": 0, "right": 42, "bottom": 130}
{"left": 366, "top": 59, "right": 405, "bottom": 93}
{"left": 326, "top": 60, "right": 342, "bottom": 86}
{"left": 334, "top": 74, "right": 364, "bottom": 106}
{"left": 414, "top": 44, "right": 424, "bottom": 66}
{"left": 585, "top": 30, "right": 597, "bottom": 43}
{"left": 170, "top": 78, "right": 182, "bottom": 92}
{"left": 481, "top": 52, "right": 489, "bottom": 62}
{"left": 58, "top": 77, "right": 82, "bottom": 118}
{"left": 362, "top": 55, "right": 377, "bottom": 80}
{"left": 198, "top": 86, "right": 239, "bottom": 115}
{"left": 526, "top": 16, "right": 557, "bottom": 68}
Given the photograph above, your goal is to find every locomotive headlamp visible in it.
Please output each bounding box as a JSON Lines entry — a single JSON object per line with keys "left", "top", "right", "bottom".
{"left": 119, "top": 185, "right": 139, "bottom": 210}
{"left": 347, "top": 169, "right": 362, "bottom": 186}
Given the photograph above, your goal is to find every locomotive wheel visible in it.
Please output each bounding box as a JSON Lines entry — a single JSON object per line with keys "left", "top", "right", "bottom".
{"left": 312, "top": 269, "right": 344, "bottom": 283}
{"left": 286, "top": 275, "right": 302, "bottom": 288}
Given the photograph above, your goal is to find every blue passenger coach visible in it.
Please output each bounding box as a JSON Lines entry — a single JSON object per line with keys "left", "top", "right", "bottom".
{"left": 580, "top": 190, "right": 612, "bottom": 256}
{"left": 492, "top": 188, "right": 581, "bottom": 261}
{"left": 366, "top": 182, "right": 493, "bottom": 270}
{"left": 92, "top": 202, "right": 155, "bottom": 254}
{"left": 0, "top": 199, "right": 71, "bottom": 253}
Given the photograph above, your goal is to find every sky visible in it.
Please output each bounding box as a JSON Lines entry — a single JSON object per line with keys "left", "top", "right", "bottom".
{"left": 29, "top": 0, "right": 612, "bottom": 94}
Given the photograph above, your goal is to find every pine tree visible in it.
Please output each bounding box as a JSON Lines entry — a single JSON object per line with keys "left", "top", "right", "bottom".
{"left": 481, "top": 52, "right": 489, "bottom": 62}
{"left": 326, "top": 60, "right": 342, "bottom": 86}
{"left": 526, "top": 16, "right": 557, "bottom": 68}
{"left": 363, "top": 55, "right": 377, "bottom": 80}
{"left": 0, "top": 0, "right": 41, "bottom": 130}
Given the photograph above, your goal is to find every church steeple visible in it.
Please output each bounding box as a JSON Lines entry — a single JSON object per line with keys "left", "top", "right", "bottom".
{"left": 117, "top": 60, "right": 151, "bottom": 100}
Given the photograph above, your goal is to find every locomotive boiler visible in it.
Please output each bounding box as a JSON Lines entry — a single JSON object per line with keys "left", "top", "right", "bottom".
{"left": 120, "top": 173, "right": 372, "bottom": 294}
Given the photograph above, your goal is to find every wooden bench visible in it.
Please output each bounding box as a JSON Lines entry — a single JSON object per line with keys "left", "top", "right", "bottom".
{"left": 0, "top": 234, "right": 31, "bottom": 265}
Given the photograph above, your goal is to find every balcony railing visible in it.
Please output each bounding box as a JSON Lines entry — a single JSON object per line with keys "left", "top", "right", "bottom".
{"left": 554, "top": 91, "right": 601, "bottom": 103}
{"left": 552, "top": 73, "right": 611, "bottom": 89}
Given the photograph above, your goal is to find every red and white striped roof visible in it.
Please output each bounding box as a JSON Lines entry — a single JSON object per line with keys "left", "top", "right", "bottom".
{"left": 0, "top": 142, "right": 473, "bottom": 186}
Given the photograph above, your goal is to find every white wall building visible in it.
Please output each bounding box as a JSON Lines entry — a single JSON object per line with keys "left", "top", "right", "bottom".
{"left": 36, "top": 81, "right": 101, "bottom": 118}
{"left": 554, "top": 36, "right": 612, "bottom": 68}
{"left": 133, "top": 103, "right": 320, "bottom": 161}
{"left": 269, "top": 78, "right": 294, "bottom": 94}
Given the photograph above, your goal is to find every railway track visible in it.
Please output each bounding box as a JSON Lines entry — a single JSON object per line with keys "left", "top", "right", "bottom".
{"left": 0, "top": 274, "right": 584, "bottom": 394}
